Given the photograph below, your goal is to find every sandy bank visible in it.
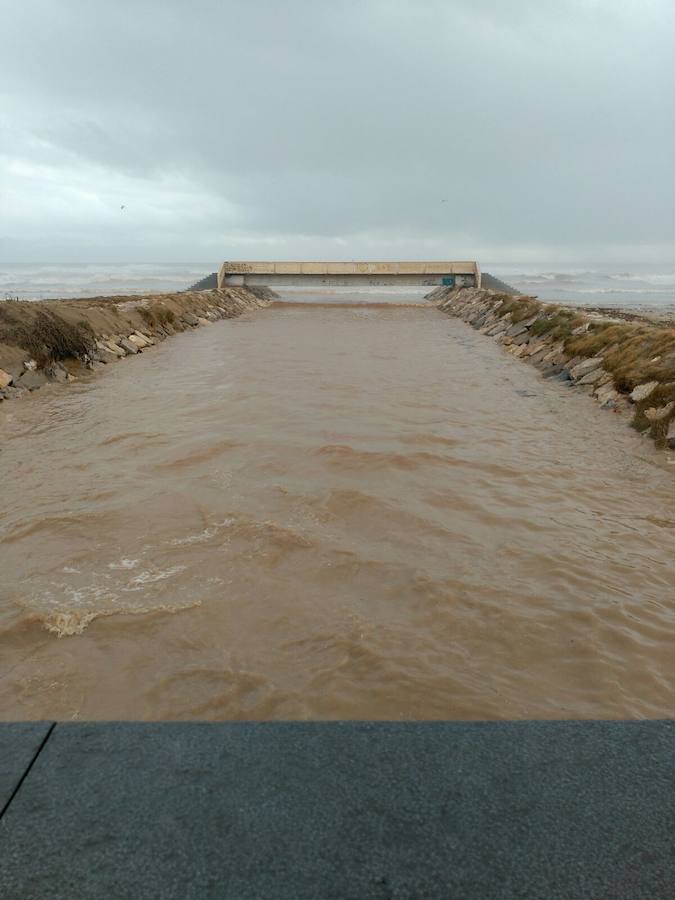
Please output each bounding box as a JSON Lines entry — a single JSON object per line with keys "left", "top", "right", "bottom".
{"left": 0, "top": 286, "right": 276, "bottom": 399}
{"left": 430, "top": 286, "right": 675, "bottom": 451}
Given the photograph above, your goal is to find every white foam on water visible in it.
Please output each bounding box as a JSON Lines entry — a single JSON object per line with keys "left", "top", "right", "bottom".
{"left": 126, "top": 565, "right": 187, "bottom": 587}
{"left": 25, "top": 570, "right": 199, "bottom": 636}
{"left": 107, "top": 558, "right": 141, "bottom": 570}
{"left": 169, "top": 518, "right": 237, "bottom": 546}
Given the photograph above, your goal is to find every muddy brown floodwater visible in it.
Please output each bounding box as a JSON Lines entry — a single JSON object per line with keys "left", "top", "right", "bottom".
{"left": 1, "top": 298, "right": 674, "bottom": 720}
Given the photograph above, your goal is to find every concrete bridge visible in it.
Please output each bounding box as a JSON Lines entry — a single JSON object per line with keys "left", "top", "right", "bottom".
{"left": 217, "top": 260, "right": 481, "bottom": 289}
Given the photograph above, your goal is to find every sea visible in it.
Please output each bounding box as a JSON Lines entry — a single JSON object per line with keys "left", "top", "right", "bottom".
{"left": 1, "top": 262, "right": 674, "bottom": 312}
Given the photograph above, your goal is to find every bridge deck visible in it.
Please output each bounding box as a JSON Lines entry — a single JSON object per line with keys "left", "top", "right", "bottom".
{"left": 218, "top": 260, "right": 481, "bottom": 288}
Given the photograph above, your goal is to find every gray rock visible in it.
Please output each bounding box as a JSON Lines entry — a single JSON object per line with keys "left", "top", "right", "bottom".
{"left": 102, "top": 341, "right": 126, "bottom": 358}
{"left": 91, "top": 348, "right": 119, "bottom": 365}
{"left": 485, "top": 323, "right": 508, "bottom": 337}
{"left": 542, "top": 343, "right": 565, "bottom": 362}
{"left": 128, "top": 334, "right": 150, "bottom": 349}
{"left": 644, "top": 401, "right": 675, "bottom": 422}
{"left": 569, "top": 357, "right": 604, "bottom": 381}
{"left": 595, "top": 385, "right": 620, "bottom": 405}
{"left": 542, "top": 365, "right": 567, "bottom": 379}
{"left": 630, "top": 381, "right": 659, "bottom": 403}
{"left": 133, "top": 331, "right": 155, "bottom": 345}
{"left": 118, "top": 338, "right": 140, "bottom": 354}
{"left": 1, "top": 385, "right": 27, "bottom": 400}
{"left": 506, "top": 322, "right": 529, "bottom": 338}
{"left": 45, "top": 362, "right": 69, "bottom": 382}
{"left": 183, "top": 314, "right": 200, "bottom": 327}
{"left": 17, "top": 370, "right": 48, "bottom": 391}
{"left": 563, "top": 356, "right": 583, "bottom": 371}
{"left": 577, "top": 368, "right": 609, "bottom": 386}
{"left": 525, "top": 339, "right": 547, "bottom": 357}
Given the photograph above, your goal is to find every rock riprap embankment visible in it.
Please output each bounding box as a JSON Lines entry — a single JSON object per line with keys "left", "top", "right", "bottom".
{"left": 429, "top": 286, "right": 675, "bottom": 451}
{"left": 0, "top": 287, "right": 277, "bottom": 402}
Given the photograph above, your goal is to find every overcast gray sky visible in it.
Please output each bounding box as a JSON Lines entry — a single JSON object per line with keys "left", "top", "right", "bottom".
{"left": 1, "top": 0, "right": 673, "bottom": 264}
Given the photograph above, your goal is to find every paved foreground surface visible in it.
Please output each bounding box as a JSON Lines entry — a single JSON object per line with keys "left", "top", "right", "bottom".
{"left": 0, "top": 721, "right": 673, "bottom": 898}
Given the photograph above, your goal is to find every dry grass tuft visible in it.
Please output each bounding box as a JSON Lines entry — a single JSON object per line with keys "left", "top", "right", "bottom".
{"left": 139, "top": 307, "right": 157, "bottom": 328}
{"left": 606, "top": 332, "right": 674, "bottom": 393}
{"left": 0, "top": 306, "right": 96, "bottom": 365}
{"left": 156, "top": 305, "right": 176, "bottom": 325}
{"left": 496, "top": 295, "right": 540, "bottom": 323}
{"left": 565, "top": 320, "right": 675, "bottom": 393}
{"left": 140, "top": 304, "right": 176, "bottom": 329}
{"left": 630, "top": 382, "right": 675, "bottom": 442}
{"left": 529, "top": 308, "right": 578, "bottom": 340}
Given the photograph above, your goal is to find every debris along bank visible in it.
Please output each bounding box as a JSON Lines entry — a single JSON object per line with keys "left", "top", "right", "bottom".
{"left": 0, "top": 287, "right": 276, "bottom": 401}
{"left": 429, "top": 286, "right": 675, "bottom": 451}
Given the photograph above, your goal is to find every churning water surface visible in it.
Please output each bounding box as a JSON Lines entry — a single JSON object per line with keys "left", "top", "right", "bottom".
{"left": 1, "top": 298, "right": 674, "bottom": 719}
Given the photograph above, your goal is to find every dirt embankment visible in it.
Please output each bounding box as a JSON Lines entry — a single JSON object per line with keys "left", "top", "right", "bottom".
{"left": 429, "top": 286, "right": 675, "bottom": 451}
{"left": 0, "top": 286, "right": 277, "bottom": 399}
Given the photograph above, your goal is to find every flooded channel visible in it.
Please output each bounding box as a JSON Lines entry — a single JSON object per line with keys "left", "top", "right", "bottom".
{"left": 1, "top": 297, "right": 674, "bottom": 719}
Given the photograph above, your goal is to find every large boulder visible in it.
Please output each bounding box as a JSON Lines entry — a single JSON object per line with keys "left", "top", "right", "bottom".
{"left": 645, "top": 401, "right": 675, "bottom": 422}
{"left": 569, "top": 357, "right": 604, "bottom": 381}
{"left": 128, "top": 334, "right": 151, "bottom": 349}
{"left": 595, "top": 382, "right": 619, "bottom": 403}
{"left": 0, "top": 384, "right": 27, "bottom": 400}
{"left": 103, "top": 340, "right": 126, "bottom": 357}
{"left": 45, "top": 362, "right": 69, "bottom": 382}
{"left": 630, "top": 381, "right": 659, "bottom": 403}
{"left": 17, "top": 369, "right": 48, "bottom": 391}
{"left": 541, "top": 344, "right": 567, "bottom": 366}
{"left": 506, "top": 322, "right": 529, "bottom": 338}
{"left": 578, "top": 368, "right": 611, "bottom": 386}
{"left": 118, "top": 338, "right": 140, "bottom": 354}
{"left": 92, "top": 347, "right": 119, "bottom": 364}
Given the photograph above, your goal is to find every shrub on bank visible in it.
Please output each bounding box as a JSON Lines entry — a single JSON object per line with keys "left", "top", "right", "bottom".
{"left": 0, "top": 306, "right": 96, "bottom": 365}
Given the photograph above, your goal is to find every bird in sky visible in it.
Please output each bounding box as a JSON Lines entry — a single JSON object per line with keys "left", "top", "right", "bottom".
{"left": 120, "top": 205, "right": 126, "bottom": 210}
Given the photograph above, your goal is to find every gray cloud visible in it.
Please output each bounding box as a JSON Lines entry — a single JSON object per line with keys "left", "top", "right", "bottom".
{"left": 1, "top": 0, "right": 673, "bottom": 263}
